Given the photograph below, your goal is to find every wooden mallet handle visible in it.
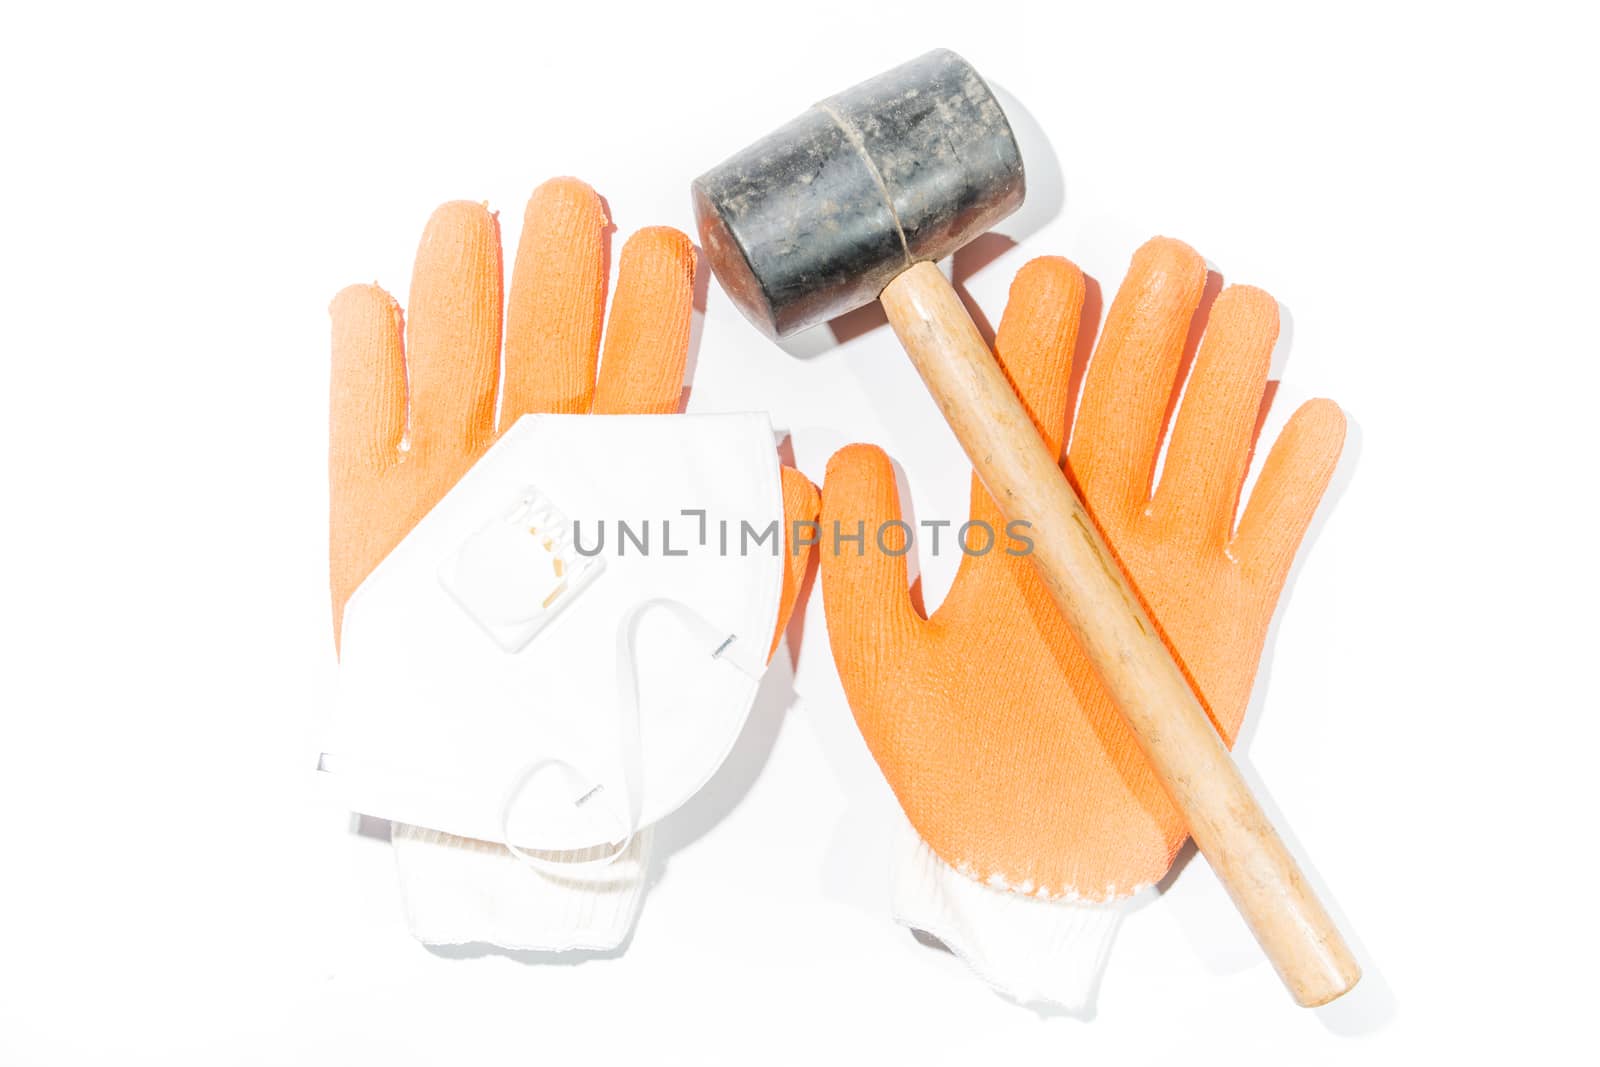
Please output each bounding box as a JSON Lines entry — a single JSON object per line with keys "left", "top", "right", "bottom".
{"left": 881, "top": 261, "right": 1360, "bottom": 1008}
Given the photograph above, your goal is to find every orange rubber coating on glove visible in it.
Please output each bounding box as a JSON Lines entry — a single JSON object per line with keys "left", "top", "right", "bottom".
{"left": 331, "top": 177, "right": 817, "bottom": 652}
{"left": 820, "top": 239, "right": 1345, "bottom": 900}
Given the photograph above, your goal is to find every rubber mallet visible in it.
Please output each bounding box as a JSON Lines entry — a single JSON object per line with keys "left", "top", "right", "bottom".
{"left": 692, "top": 48, "right": 1359, "bottom": 1007}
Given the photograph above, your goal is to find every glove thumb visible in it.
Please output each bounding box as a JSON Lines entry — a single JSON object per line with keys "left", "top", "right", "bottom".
{"left": 820, "top": 444, "right": 927, "bottom": 718}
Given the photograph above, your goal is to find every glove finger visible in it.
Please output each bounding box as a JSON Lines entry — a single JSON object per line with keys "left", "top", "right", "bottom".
{"left": 1069, "top": 237, "right": 1207, "bottom": 523}
{"left": 591, "top": 227, "right": 695, "bottom": 415}
{"left": 501, "top": 177, "right": 609, "bottom": 421}
{"left": 948, "top": 256, "right": 1084, "bottom": 604}
{"left": 1152, "top": 285, "right": 1277, "bottom": 546}
{"left": 329, "top": 283, "right": 407, "bottom": 639}
{"left": 994, "top": 255, "right": 1085, "bottom": 458}
{"left": 767, "top": 465, "right": 821, "bottom": 661}
{"left": 1232, "top": 398, "right": 1346, "bottom": 590}
{"left": 404, "top": 201, "right": 503, "bottom": 463}
{"left": 820, "top": 445, "right": 927, "bottom": 712}
{"left": 330, "top": 283, "right": 407, "bottom": 479}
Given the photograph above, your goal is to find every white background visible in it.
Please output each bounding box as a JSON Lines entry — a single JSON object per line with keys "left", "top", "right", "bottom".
{"left": 2, "top": 1, "right": 1596, "bottom": 1062}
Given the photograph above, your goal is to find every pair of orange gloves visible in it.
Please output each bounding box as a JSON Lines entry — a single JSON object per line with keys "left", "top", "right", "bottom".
{"left": 331, "top": 178, "right": 1342, "bottom": 1005}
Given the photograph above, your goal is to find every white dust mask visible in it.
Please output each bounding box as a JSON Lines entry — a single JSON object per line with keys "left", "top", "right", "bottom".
{"left": 319, "top": 412, "right": 787, "bottom": 949}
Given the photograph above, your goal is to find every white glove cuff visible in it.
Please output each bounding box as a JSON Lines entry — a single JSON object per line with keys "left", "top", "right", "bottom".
{"left": 391, "top": 822, "right": 650, "bottom": 952}
{"left": 889, "top": 813, "right": 1134, "bottom": 1013}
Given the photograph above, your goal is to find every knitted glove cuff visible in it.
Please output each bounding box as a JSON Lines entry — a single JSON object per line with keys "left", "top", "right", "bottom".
{"left": 391, "top": 822, "right": 650, "bottom": 953}
{"left": 889, "top": 813, "right": 1134, "bottom": 1013}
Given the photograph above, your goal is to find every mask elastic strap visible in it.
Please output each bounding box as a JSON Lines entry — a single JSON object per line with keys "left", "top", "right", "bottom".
{"left": 498, "top": 598, "right": 759, "bottom": 873}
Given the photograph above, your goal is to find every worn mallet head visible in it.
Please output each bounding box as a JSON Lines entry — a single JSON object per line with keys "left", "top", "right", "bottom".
{"left": 692, "top": 49, "right": 1025, "bottom": 338}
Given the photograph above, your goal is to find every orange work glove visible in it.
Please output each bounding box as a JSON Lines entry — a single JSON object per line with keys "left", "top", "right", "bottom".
{"left": 330, "top": 177, "right": 818, "bottom": 949}
{"left": 820, "top": 238, "right": 1345, "bottom": 1009}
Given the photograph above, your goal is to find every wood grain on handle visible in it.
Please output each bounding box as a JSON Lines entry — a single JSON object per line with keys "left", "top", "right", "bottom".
{"left": 880, "top": 261, "right": 1360, "bottom": 1008}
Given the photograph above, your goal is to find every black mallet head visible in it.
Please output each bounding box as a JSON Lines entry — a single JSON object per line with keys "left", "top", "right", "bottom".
{"left": 692, "top": 49, "right": 1026, "bottom": 339}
